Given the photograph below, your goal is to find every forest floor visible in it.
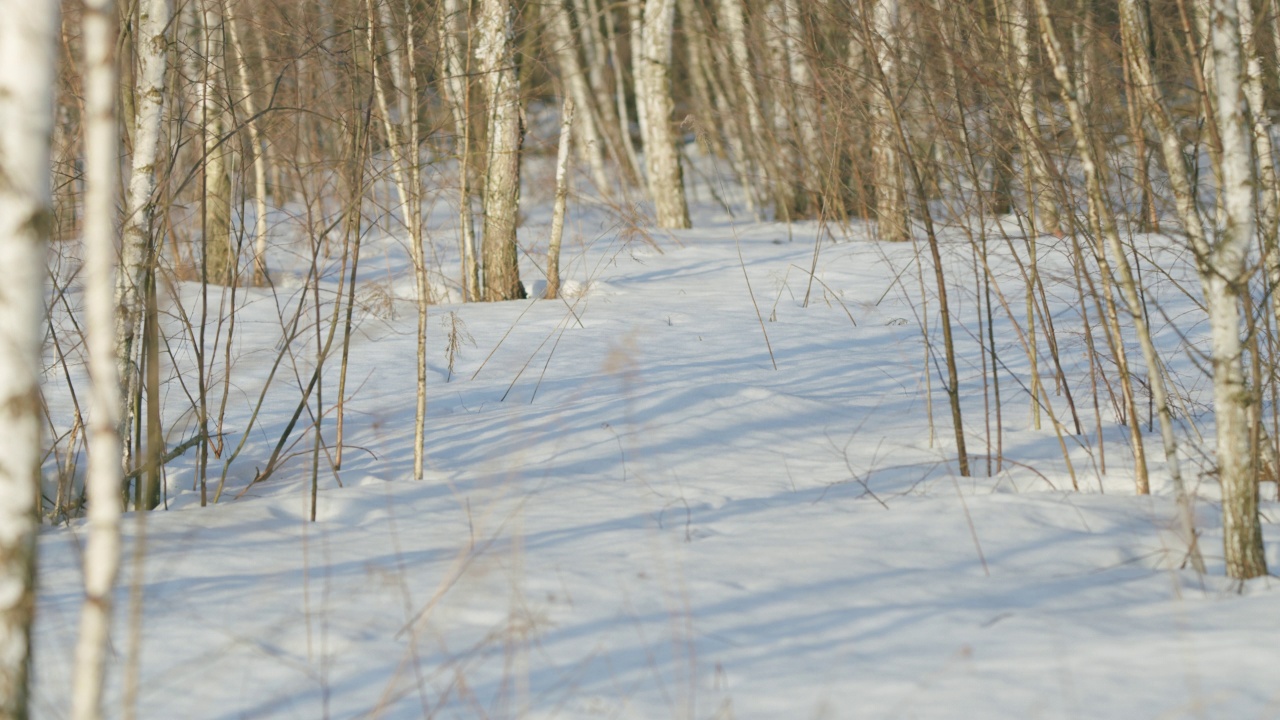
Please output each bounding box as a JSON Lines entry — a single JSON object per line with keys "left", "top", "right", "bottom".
{"left": 31, "top": 161, "right": 1280, "bottom": 718}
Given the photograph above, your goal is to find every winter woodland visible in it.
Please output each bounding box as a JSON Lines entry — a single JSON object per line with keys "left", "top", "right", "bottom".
{"left": 2, "top": 0, "right": 1280, "bottom": 717}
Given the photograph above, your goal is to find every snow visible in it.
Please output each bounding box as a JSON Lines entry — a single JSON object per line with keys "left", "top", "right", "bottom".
{"left": 31, "top": 165, "right": 1280, "bottom": 718}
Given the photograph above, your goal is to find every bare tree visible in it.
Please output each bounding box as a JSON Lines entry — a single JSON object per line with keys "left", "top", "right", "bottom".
{"left": 636, "top": 0, "right": 691, "bottom": 228}
{"left": 866, "top": 0, "right": 908, "bottom": 241}
{"left": 547, "top": 0, "right": 611, "bottom": 192}
{"left": 1204, "top": 0, "right": 1267, "bottom": 579}
{"left": 73, "top": 0, "right": 125, "bottom": 715}
{"left": 198, "top": 0, "right": 236, "bottom": 284}
{"left": 116, "top": 0, "right": 172, "bottom": 472}
{"left": 478, "top": 0, "right": 527, "bottom": 299}
{"left": 546, "top": 98, "right": 575, "bottom": 301}
{"left": 440, "top": 0, "right": 480, "bottom": 300}
{"left": 0, "top": 1, "right": 58, "bottom": 715}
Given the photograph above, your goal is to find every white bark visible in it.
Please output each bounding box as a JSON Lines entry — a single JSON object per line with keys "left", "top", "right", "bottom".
{"left": 225, "top": 0, "right": 270, "bottom": 285}
{"left": 1116, "top": 0, "right": 1206, "bottom": 572}
{"left": 0, "top": 0, "right": 57, "bottom": 714}
{"left": 629, "top": 0, "right": 649, "bottom": 151}
{"left": 601, "top": 0, "right": 643, "bottom": 185}
{"left": 573, "top": 0, "right": 632, "bottom": 182}
{"left": 116, "top": 0, "right": 171, "bottom": 467}
{"left": 1000, "top": 0, "right": 1059, "bottom": 234}
{"left": 636, "top": 0, "right": 691, "bottom": 228}
{"left": 547, "top": 0, "right": 612, "bottom": 192}
{"left": 199, "top": 0, "right": 234, "bottom": 284}
{"left": 73, "top": 0, "right": 124, "bottom": 717}
{"left": 718, "top": 0, "right": 771, "bottom": 215}
{"left": 678, "top": 0, "right": 756, "bottom": 214}
{"left": 869, "top": 0, "right": 908, "bottom": 241}
{"left": 1237, "top": 0, "right": 1278, "bottom": 240}
{"left": 377, "top": 0, "right": 412, "bottom": 126}
{"left": 782, "top": 0, "right": 822, "bottom": 203}
{"left": 439, "top": 0, "right": 480, "bottom": 300}
{"left": 403, "top": 0, "right": 429, "bottom": 486}
{"left": 546, "top": 99, "right": 575, "bottom": 301}
{"left": 1206, "top": 0, "right": 1267, "bottom": 578}
{"left": 367, "top": 0, "right": 430, "bottom": 477}
{"left": 1036, "top": 0, "right": 1153, "bottom": 496}
{"left": 478, "top": 0, "right": 527, "bottom": 298}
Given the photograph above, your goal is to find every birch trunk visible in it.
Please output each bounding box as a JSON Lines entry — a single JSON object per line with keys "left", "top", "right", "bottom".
{"left": 637, "top": 0, "right": 691, "bottom": 228}
{"left": 999, "top": 0, "right": 1060, "bottom": 235}
{"left": 116, "top": 0, "right": 171, "bottom": 473}
{"left": 200, "top": 0, "right": 235, "bottom": 285}
{"left": 1036, "top": 0, "right": 1152, "bottom": 496}
{"left": 439, "top": 0, "right": 480, "bottom": 300}
{"left": 678, "top": 0, "right": 756, "bottom": 214}
{"left": 782, "top": 0, "right": 822, "bottom": 210}
{"left": 1206, "top": 0, "right": 1267, "bottom": 579}
{"left": 0, "top": 1, "right": 57, "bottom": 714}
{"left": 225, "top": 0, "right": 270, "bottom": 285}
{"left": 1046, "top": 0, "right": 1206, "bottom": 571}
{"left": 547, "top": 0, "right": 612, "bottom": 192}
{"left": 1116, "top": 0, "right": 1208, "bottom": 571}
{"left": 869, "top": 0, "right": 908, "bottom": 241}
{"left": 73, "top": 0, "right": 124, "bottom": 716}
{"left": 718, "top": 0, "right": 772, "bottom": 215}
{"left": 367, "top": 0, "right": 430, "bottom": 477}
{"left": 546, "top": 99, "right": 575, "bottom": 301}
{"left": 568, "top": 0, "right": 627, "bottom": 186}
{"left": 601, "top": 0, "right": 644, "bottom": 185}
{"left": 997, "top": 0, "right": 1047, "bottom": 430}
{"left": 479, "top": 0, "right": 527, "bottom": 299}
{"left": 404, "top": 0, "right": 430, "bottom": 484}
{"left": 629, "top": 0, "right": 648, "bottom": 155}
{"left": 1238, "top": 0, "right": 1279, "bottom": 245}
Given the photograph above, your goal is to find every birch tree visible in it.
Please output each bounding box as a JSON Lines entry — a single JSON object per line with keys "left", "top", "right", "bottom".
{"left": 116, "top": 0, "right": 172, "bottom": 471}
{"left": 546, "top": 99, "right": 575, "bottom": 301}
{"left": 717, "top": 0, "right": 771, "bottom": 215}
{"left": 637, "top": 0, "right": 691, "bottom": 229}
{"left": 1204, "top": 0, "right": 1267, "bottom": 578}
{"left": 73, "top": 0, "right": 125, "bottom": 716}
{"left": 1043, "top": 0, "right": 1204, "bottom": 571}
{"left": 998, "top": 0, "right": 1060, "bottom": 231}
{"left": 780, "top": 0, "right": 822, "bottom": 211}
{"left": 478, "top": 0, "right": 527, "bottom": 299}
{"left": 225, "top": 0, "right": 270, "bottom": 285}
{"left": 546, "top": 0, "right": 612, "bottom": 192}
{"left": 0, "top": 0, "right": 58, "bottom": 714}
{"left": 199, "top": 0, "right": 235, "bottom": 285}
{"left": 440, "top": 0, "right": 479, "bottom": 299}
{"left": 867, "top": 0, "right": 908, "bottom": 241}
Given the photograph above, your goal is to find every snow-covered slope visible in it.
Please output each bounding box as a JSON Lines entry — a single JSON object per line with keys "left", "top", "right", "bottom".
{"left": 32, "top": 190, "right": 1280, "bottom": 718}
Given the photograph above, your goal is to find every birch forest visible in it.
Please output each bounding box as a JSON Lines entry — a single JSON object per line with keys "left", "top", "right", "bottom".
{"left": 4, "top": 0, "right": 1280, "bottom": 716}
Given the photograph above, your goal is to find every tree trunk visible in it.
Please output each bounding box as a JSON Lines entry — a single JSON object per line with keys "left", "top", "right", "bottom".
{"left": 225, "top": 0, "right": 270, "bottom": 286}
{"left": 0, "top": 1, "right": 58, "bottom": 715}
{"left": 547, "top": 0, "right": 612, "bottom": 192}
{"left": 782, "top": 0, "right": 822, "bottom": 212}
{"left": 1036, "top": 0, "right": 1152, "bottom": 497}
{"left": 73, "top": 1, "right": 125, "bottom": 717}
{"left": 200, "top": 0, "right": 235, "bottom": 285}
{"left": 117, "top": 0, "right": 171, "bottom": 473}
{"left": 439, "top": 0, "right": 480, "bottom": 300}
{"left": 479, "top": 0, "right": 527, "bottom": 299}
{"left": 637, "top": 0, "right": 691, "bottom": 228}
{"left": 868, "top": 0, "right": 908, "bottom": 241}
{"left": 999, "top": 0, "right": 1060, "bottom": 236}
{"left": 1206, "top": 0, "right": 1267, "bottom": 579}
{"left": 546, "top": 99, "right": 575, "bottom": 300}
{"left": 717, "top": 0, "right": 772, "bottom": 216}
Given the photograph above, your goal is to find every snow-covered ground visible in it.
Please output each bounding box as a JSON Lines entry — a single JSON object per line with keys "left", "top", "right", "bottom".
{"left": 31, "top": 165, "right": 1280, "bottom": 718}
